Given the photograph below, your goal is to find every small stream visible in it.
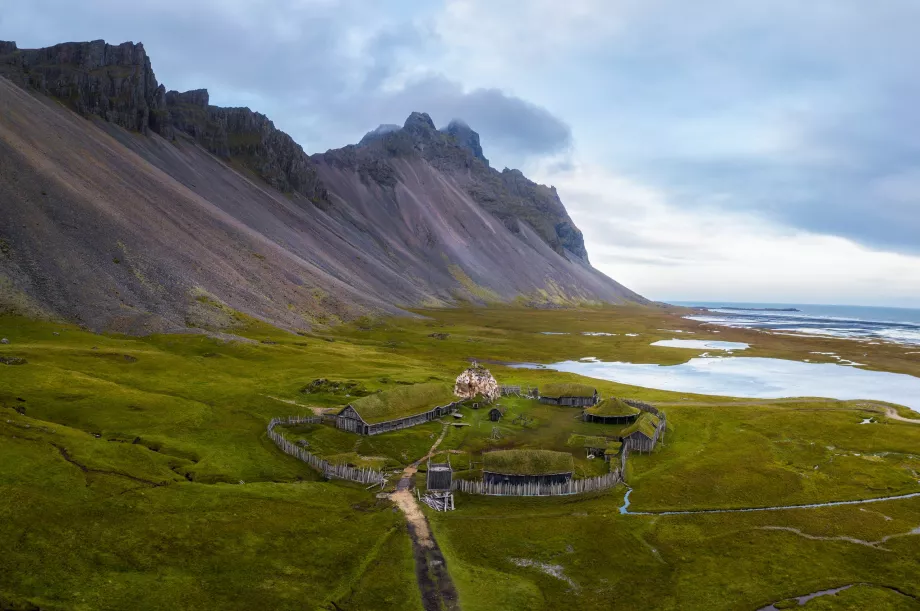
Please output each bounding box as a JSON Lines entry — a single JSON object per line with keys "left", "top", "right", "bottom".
{"left": 757, "top": 585, "right": 853, "bottom": 610}
{"left": 618, "top": 488, "right": 920, "bottom": 516}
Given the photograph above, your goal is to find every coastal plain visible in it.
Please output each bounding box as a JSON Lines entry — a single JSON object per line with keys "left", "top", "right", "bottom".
{"left": 2, "top": 306, "right": 919, "bottom": 610}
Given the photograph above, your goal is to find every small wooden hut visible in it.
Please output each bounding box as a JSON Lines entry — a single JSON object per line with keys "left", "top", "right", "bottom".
{"left": 620, "top": 412, "right": 663, "bottom": 453}
{"left": 426, "top": 457, "right": 453, "bottom": 491}
{"left": 582, "top": 436, "right": 609, "bottom": 458}
{"left": 488, "top": 406, "right": 506, "bottom": 422}
{"left": 482, "top": 449, "right": 574, "bottom": 485}
{"left": 604, "top": 440, "right": 623, "bottom": 463}
{"left": 335, "top": 383, "right": 461, "bottom": 435}
{"left": 582, "top": 397, "right": 641, "bottom": 424}
{"left": 539, "top": 383, "right": 599, "bottom": 407}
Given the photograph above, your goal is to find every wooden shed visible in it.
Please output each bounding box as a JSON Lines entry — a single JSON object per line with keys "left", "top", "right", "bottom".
{"left": 582, "top": 397, "right": 641, "bottom": 424}
{"left": 426, "top": 458, "right": 453, "bottom": 491}
{"left": 582, "top": 436, "right": 609, "bottom": 458}
{"left": 488, "top": 406, "right": 506, "bottom": 422}
{"left": 335, "top": 383, "right": 461, "bottom": 435}
{"left": 620, "top": 412, "right": 664, "bottom": 453}
{"left": 538, "top": 383, "right": 599, "bottom": 407}
{"left": 482, "top": 449, "right": 574, "bottom": 486}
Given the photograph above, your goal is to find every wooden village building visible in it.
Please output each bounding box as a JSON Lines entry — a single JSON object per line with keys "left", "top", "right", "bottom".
{"left": 620, "top": 412, "right": 666, "bottom": 453}
{"left": 488, "top": 405, "right": 506, "bottom": 422}
{"left": 582, "top": 397, "right": 642, "bottom": 424}
{"left": 538, "top": 383, "right": 599, "bottom": 407}
{"left": 426, "top": 458, "right": 453, "bottom": 491}
{"left": 482, "top": 449, "right": 574, "bottom": 486}
{"left": 335, "top": 382, "right": 461, "bottom": 436}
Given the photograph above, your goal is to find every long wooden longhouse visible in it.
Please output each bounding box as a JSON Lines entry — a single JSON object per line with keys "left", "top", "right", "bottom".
{"left": 336, "top": 382, "right": 461, "bottom": 435}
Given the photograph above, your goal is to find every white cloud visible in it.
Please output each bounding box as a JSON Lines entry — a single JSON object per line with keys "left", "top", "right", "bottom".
{"left": 534, "top": 160, "right": 920, "bottom": 307}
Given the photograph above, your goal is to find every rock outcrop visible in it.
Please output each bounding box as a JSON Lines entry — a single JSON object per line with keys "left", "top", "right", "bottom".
{"left": 443, "top": 119, "right": 489, "bottom": 166}
{"left": 0, "top": 40, "right": 168, "bottom": 135}
{"left": 165, "top": 89, "right": 327, "bottom": 202}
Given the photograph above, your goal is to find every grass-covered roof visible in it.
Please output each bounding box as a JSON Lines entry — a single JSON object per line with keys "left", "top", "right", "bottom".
{"left": 621, "top": 412, "right": 660, "bottom": 439}
{"left": 540, "top": 383, "right": 596, "bottom": 398}
{"left": 347, "top": 382, "right": 457, "bottom": 424}
{"left": 584, "top": 398, "right": 641, "bottom": 417}
{"left": 605, "top": 441, "right": 623, "bottom": 455}
{"left": 483, "top": 449, "right": 574, "bottom": 475}
{"left": 581, "top": 435, "right": 610, "bottom": 448}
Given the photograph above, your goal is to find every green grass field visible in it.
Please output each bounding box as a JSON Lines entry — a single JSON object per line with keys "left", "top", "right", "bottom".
{"left": 2, "top": 307, "right": 919, "bottom": 610}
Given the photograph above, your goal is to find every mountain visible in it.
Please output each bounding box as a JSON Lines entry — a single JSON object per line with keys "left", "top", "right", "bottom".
{"left": 0, "top": 39, "right": 645, "bottom": 334}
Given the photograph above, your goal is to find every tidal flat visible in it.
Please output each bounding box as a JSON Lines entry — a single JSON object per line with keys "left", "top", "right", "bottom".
{"left": 1, "top": 306, "right": 919, "bottom": 610}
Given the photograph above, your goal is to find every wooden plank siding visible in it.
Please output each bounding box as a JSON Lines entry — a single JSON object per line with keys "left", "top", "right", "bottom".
{"left": 483, "top": 471, "right": 573, "bottom": 486}
{"left": 335, "top": 400, "right": 463, "bottom": 436}
{"left": 582, "top": 412, "right": 640, "bottom": 425}
{"left": 539, "top": 391, "right": 599, "bottom": 407}
{"left": 454, "top": 470, "right": 622, "bottom": 497}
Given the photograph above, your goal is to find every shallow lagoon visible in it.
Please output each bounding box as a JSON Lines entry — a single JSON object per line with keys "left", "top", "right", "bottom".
{"left": 651, "top": 339, "right": 749, "bottom": 351}
{"left": 515, "top": 356, "right": 920, "bottom": 412}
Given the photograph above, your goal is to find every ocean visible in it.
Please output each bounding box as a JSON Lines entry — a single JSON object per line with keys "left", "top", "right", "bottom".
{"left": 671, "top": 302, "right": 920, "bottom": 346}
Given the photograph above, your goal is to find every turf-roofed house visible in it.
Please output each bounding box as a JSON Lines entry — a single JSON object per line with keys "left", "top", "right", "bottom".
{"left": 482, "top": 449, "right": 575, "bottom": 486}
{"left": 335, "top": 382, "right": 461, "bottom": 435}
{"left": 582, "top": 397, "right": 642, "bottom": 424}
{"left": 620, "top": 411, "right": 666, "bottom": 453}
{"left": 538, "top": 383, "right": 599, "bottom": 407}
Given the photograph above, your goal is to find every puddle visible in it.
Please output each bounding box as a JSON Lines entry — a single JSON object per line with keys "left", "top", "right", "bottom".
{"left": 652, "top": 339, "right": 749, "bottom": 351}
{"left": 512, "top": 356, "right": 920, "bottom": 412}
{"left": 582, "top": 332, "right": 616, "bottom": 336}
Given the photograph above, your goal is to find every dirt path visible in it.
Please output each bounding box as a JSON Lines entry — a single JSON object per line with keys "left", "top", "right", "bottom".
{"left": 654, "top": 398, "right": 920, "bottom": 423}
{"left": 390, "top": 424, "right": 459, "bottom": 611}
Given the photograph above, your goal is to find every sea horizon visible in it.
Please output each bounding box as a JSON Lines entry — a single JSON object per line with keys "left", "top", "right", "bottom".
{"left": 669, "top": 301, "right": 920, "bottom": 345}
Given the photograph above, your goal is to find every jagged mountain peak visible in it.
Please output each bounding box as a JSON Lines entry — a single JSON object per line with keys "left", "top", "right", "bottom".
{"left": 0, "top": 39, "right": 644, "bottom": 333}
{"left": 442, "top": 119, "right": 489, "bottom": 166}
{"left": 358, "top": 123, "right": 400, "bottom": 146}
{"left": 403, "top": 111, "right": 437, "bottom": 132}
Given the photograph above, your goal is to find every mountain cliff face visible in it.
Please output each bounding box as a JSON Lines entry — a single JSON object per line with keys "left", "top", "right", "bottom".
{"left": 0, "top": 39, "right": 645, "bottom": 333}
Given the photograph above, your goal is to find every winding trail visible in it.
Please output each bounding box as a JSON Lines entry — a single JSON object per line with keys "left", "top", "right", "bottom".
{"left": 390, "top": 423, "right": 459, "bottom": 611}
{"left": 619, "top": 487, "right": 920, "bottom": 516}
{"left": 653, "top": 398, "right": 920, "bottom": 423}
{"left": 755, "top": 525, "right": 920, "bottom": 550}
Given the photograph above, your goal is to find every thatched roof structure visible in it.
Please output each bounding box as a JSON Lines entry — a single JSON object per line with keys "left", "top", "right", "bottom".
{"left": 540, "top": 383, "right": 597, "bottom": 399}
{"left": 483, "top": 449, "right": 574, "bottom": 476}
{"left": 621, "top": 412, "right": 660, "bottom": 439}
{"left": 584, "top": 398, "right": 641, "bottom": 417}
{"left": 348, "top": 382, "right": 456, "bottom": 423}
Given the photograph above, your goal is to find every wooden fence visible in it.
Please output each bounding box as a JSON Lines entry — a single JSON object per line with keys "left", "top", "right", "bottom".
{"left": 267, "top": 416, "right": 385, "bottom": 485}
{"left": 452, "top": 469, "right": 622, "bottom": 497}
{"left": 500, "top": 385, "right": 538, "bottom": 398}
{"left": 624, "top": 399, "right": 661, "bottom": 417}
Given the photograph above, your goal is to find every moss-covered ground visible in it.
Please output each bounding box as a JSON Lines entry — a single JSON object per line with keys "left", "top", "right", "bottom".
{"left": 1, "top": 306, "right": 919, "bottom": 610}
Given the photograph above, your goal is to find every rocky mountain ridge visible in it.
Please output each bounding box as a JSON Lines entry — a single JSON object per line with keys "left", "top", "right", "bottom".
{"left": 0, "top": 38, "right": 645, "bottom": 333}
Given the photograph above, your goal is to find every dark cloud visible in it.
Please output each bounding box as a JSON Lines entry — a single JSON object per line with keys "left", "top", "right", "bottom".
{"left": 0, "top": 0, "right": 570, "bottom": 165}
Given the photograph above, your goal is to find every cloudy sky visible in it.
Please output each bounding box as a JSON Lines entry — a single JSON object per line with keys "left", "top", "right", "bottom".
{"left": 4, "top": 0, "right": 920, "bottom": 306}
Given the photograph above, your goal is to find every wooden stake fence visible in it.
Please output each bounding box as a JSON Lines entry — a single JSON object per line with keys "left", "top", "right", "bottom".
{"left": 267, "top": 416, "right": 385, "bottom": 486}
{"left": 452, "top": 469, "right": 622, "bottom": 497}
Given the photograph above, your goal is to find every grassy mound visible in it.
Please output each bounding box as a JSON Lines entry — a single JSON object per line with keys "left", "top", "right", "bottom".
{"left": 483, "top": 449, "right": 574, "bottom": 475}
{"left": 348, "top": 382, "right": 457, "bottom": 423}
{"left": 585, "top": 397, "right": 641, "bottom": 417}
{"left": 540, "top": 383, "right": 596, "bottom": 398}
